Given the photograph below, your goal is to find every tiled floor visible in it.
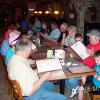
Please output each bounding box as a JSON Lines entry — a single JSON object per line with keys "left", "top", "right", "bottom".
{"left": 0, "top": 56, "right": 86, "bottom": 100}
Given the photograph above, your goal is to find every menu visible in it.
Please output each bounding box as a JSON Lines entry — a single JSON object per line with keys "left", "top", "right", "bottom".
{"left": 68, "top": 66, "right": 94, "bottom": 74}
{"left": 36, "top": 58, "right": 62, "bottom": 73}
{"left": 70, "top": 41, "right": 90, "bottom": 60}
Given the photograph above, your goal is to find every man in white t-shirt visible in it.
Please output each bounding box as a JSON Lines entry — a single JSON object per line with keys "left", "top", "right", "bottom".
{"left": 7, "top": 38, "right": 66, "bottom": 100}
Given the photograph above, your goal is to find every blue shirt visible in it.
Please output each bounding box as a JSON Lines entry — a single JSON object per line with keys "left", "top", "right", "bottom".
{"left": 93, "top": 65, "right": 100, "bottom": 88}
{"left": 20, "top": 20, "right": 29, "bottom": 29}
{"left": 1, "top": 40, "right": 9, "bottom": 56}
{"left": 5, "top": 48, "right": 15, "bottom": 65}
{"left": 50, "top": 28, "right": 61, "bottom": 40}
{"left": 64, "top": 35, "right": 75, "bottom": 46}
{"left": 35, "top": 20, "right": 42, "bottom": 32}
{"left": 35, "top": 20, "right": 41, "bottom": 28}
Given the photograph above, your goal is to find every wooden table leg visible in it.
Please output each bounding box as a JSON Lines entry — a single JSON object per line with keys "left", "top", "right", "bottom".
{"left": 60, "top": 80, "right": 65, "bottom": 95}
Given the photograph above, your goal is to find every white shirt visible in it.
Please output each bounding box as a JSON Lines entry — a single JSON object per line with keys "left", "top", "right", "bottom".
{"left": 7, "top": 55, "right": 39, "bottom": 96}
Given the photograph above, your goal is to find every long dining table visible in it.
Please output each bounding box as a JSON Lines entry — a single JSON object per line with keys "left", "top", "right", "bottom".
{"left": 30, "top": 39, "right": 96, "bottom": 94}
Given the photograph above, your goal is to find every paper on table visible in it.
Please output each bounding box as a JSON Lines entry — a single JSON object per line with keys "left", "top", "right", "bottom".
{"left": 71, "top": 41, "right": 90, "bottom": 60}
{"left": 36, "top": 59, "right": 62, "bottom": 73}
{"left": 68, "top": 66, "right": 94, "bottom": 74}
{"left": 55, "top": 49, "right": 65, "bottom": 59}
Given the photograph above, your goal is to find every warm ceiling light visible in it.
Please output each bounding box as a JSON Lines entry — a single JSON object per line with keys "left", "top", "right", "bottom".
{"left": 54, "top": 11, "right": 59, "bottom": 14}
{"left": 45, "top": 11, "right": 50, "bottom": 14}
{"left": 38, "top": 11, "right": 43, "bottom": 14}
{"left": 34, "top": 11, "right": 38, "bottom": 14}
{"left": 28, "top": 8, "right": 35, "bottom": 11}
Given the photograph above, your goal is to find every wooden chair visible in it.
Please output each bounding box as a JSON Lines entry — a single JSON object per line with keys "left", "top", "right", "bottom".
{"left": 9, "top": 80, "right": 23, "bottom": 100}
{"left": 86, "top": 91, "right": 100, "bottom": 100}
{"left": 0, "top": 56, "right": 23, "bottom": 100}
{"left": 0, "top": 55, "right": 12, "bottom": 95}
{"left": 91, "top": 94, "right": 100, "bottom": 100}
{"left": 78, "top": 80, "right": 100, "bottom": 100}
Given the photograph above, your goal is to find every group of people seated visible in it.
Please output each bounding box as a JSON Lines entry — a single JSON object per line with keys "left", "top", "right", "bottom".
{"left": 0, "top": 15, "right": 100, "bottom": 100}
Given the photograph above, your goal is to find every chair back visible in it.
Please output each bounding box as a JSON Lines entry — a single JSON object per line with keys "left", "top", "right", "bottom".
{"left": 10, "top": 80, "right": 23, "bottom": 100}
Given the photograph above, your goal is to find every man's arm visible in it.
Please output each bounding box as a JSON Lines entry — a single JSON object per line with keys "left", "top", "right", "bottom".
{"left": 13, "top": 62, "right": 51, "bottom": 96}
{"left": 28, "top": 72, "right": 51, "bottom": 95}
{"left": 86, "top": 49, "right": 94, "bottom": 56}
{"left": 38, "top": 32, "right": 58, "bottom": 43}
{"left": 38, "top": 32, "right": 48, "bottom": 40}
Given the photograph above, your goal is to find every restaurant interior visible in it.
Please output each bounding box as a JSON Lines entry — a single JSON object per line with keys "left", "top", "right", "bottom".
{"left": 0, "top": 0, "right": 100, "bottom": 100}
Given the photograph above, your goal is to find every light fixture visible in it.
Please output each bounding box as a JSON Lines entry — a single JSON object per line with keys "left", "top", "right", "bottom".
{"left": 28, "top": 8, "right": 35, "bottom": 11}
{"left": 54, "top": 11, "right": 59, "bottom": 14}
{"left": 45, "top": 11, "right": 50, "bottom": 14}
{"left": 34, "top": 11, "right": 38, "bottom": 14}
{"left": 38, "top": 11, "right": 43, "bottom": 14}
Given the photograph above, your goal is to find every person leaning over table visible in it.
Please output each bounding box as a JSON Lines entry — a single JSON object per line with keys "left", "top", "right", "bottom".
{"left": 7, "top": 38, "right": 67, "bottom": 100}
{"left": 38, "top": 21, "right": 61, "bottom": 44}
{"left": 37, "top": 21, "right": 50, "bottom": 42}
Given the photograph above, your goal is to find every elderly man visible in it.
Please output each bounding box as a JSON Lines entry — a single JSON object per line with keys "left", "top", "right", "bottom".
{"left": 7, "top": 38, "right": 67, "bottom": 100}
{"left": 78, "top": 29, "right": 100, "bottom": 100}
